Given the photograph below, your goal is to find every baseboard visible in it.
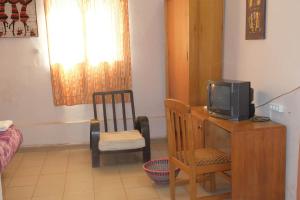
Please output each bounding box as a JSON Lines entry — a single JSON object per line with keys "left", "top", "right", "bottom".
{"left": 20, "top": 137, "right": 167, "bottom": 152}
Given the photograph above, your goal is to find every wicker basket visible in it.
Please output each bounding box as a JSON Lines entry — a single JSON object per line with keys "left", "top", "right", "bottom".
{"left": 143, "top": 158, "right": 180, "bottom": 184}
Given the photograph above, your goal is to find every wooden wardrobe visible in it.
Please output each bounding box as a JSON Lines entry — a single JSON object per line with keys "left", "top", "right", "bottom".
{"left": 165, "top": 0, "right": 224, "bottom": 106}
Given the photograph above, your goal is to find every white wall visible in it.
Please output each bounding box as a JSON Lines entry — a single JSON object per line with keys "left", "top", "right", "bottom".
{"left": 224, "top": 0, "right": 300, "bottom": 199}
{"left": 0, "top": 0, "right": 166, "bottom": 146}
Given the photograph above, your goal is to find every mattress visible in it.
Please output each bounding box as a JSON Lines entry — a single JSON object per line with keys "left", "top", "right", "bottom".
{"left": 0, "top": 125, "right": 23, "bottom": 173}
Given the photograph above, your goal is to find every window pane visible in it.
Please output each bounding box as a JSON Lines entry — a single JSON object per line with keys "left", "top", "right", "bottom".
{"left": 85, "top": 0, "right": 124, "bottom": 65}
{"left": 46, "top": 0, "right": 85, "bottom": 69}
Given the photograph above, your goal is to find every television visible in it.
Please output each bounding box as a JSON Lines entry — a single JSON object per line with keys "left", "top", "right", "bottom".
{"left": 207, "top": 80, "right": 255, "bottom": 121}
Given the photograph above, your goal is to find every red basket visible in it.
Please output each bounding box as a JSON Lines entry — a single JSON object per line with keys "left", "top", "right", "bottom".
{"left": 143, "top": 158, "right": 180, "bottom": 184}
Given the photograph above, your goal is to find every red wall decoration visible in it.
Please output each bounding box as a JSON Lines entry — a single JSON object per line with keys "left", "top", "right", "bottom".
{"left": 0, "top": 0, "right": 38, "bottom": 38}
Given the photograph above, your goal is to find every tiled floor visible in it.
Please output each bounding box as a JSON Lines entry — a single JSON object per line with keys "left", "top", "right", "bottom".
{"left": 1, "top": 139, "right": 230, "bottom": 200}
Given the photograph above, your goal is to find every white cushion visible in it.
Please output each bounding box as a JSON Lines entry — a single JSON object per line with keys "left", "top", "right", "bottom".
{"left": 0, "top": 120, "right": 13, "bottom": 132}
{"left": 99, "top": 130, "right": 145, "bottom": 151}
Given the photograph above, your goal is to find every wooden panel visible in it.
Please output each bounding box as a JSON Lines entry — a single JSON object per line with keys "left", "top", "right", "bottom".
{"left": 204, "top": 121, "right": 231, "bottom": 156}
{"left": 166, "top": 0, "right": 189, "bottom": 103}
{"left": 189, "top": 0, "right": 223, "bottom": 106}
{"left": 231, "top": 128, "right": 286, "bottom": 200}
{"left": 191, "top": 115, "right": 204, "bottom": 149}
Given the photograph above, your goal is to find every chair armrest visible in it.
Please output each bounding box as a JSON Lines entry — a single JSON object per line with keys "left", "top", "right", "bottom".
{"left": 134, "top": 116, "right": 150, "bottom": 140}
{"left": 135, "top": 116, "right": 151, "bottom": 161}
{"left": 90, "top": 119, "right": 100, "bottom": 152}
{"left": 90, "top": 119, "right": 100, "bottom": 132}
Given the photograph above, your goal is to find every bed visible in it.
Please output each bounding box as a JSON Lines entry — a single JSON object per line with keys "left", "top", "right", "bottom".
{"left": 0, "top": 125, "right": 23, "bottom": 200}
{"left": 0, "top": 126, "right": 23, "bottom": 173}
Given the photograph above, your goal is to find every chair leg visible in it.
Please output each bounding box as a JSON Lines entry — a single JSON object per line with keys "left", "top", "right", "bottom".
{"left": 91, "top": 131, "right": 100, "bottom": 167}
{"left": 169, "top": 161, "right": 176, "bottom": 200}
{"left": 208, "top": 173, "right": 216, "bottom": 192}
{"left": 89, "top": 130, "right": 92, "bottom": 150}
{"left": 190, "top": 171, "right": 197, "bottom": 200}
{"left": 92, "top": 149, "right": 100, "bottom": 168}
{"left": 143, "top": 146, "right": 151, "bottom": 163}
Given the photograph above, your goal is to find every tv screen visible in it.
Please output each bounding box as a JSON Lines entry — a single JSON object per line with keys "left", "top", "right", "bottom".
{"left": 207, "top": 80, "right": 254, "bottom": 120}
{"left": 210, "top": 85, "right": 231, "bottom": 112}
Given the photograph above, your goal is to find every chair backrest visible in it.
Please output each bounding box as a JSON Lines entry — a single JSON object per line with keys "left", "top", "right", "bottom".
{"left": 93, "top": 90, "right": 136, "bottom": 132}
{"left": 165, "top": 99, "right": 195, "bottom": 165}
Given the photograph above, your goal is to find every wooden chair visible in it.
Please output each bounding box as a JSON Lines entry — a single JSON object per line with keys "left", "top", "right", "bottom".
{"left": 90, "top": 90, "right": 151, "bottom": 168}
{"left": 165, "top": 99, "right": 231, "bottom": 200}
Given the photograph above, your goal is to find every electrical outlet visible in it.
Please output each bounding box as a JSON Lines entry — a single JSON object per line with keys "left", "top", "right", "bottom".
{"left": 269, "top": 103, "right": 284, "bottom": 113}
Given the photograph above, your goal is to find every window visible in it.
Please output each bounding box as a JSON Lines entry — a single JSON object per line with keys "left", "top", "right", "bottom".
{"left": 44, "top": 0, "right": 131, "bottom": 106}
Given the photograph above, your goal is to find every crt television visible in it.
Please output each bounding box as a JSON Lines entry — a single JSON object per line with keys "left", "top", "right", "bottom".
{"left": 207, "top": 80, "right": 254, "bottom": 121}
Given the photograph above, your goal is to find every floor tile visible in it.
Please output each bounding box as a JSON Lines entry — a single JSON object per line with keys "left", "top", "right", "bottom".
{"left": 1, "top": 177, "right": 12, "bottom": 188}
{"left": 63, "top": 192, "right": 94, "bottom": 200}
{"left": 119, "top": 163, "right": 145, "bottom": 178}
{"left": 9, "top": 175, "right": 39, "bottom": 187}
{"left": 31, "top": 195, "right": 63, "bottom": 200}
{"left": 14, "top": 165, "right": 42, "bottom": 176}
{"left": 19, "top": 159, "right": 44, "bottom": 168}
{"left": 126, "top": 186, "right": 160, "bottom": 200}
{"left": 66, "top": 172, "right": 93, "bottom": 183}
{"left": 92, "top": 165, "right": 120, "bottom": 180}
{"left": 36, "top": 174, "right": 66, "bottom": 186}
{"left": 5, "top": 186, "right": 35, "bottom": 200}
{"left": 156, "top": 185, "right": 188, "bottom": 200}
{"left": 94, "top": 176, "right": 123, "bottom": 190}
{"left": 33, "top": 184, "right": 65, "bottom": 198}
{"left": 122, "top": 175, "right": 154, "bottom": 189}
{"left": 67, "top": 162, "right": 92, "bottom": 173}
{"left": 64, "top": 180, "right": 94, "bottom": 195}
{"left": 95, "top": 187, "right": 127, "bottom": 200}
{"left": 41, "top": 162, "right": 67, "bottom": 174}
{"left": 22, "top": 152, "right": 47, "bottom": 161}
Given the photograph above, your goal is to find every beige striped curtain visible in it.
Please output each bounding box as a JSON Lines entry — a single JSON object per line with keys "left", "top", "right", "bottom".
{"left": 44, "top": 0, "right": 131, "bottom": 106}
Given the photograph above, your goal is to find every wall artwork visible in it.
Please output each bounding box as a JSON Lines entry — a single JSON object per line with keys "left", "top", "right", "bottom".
{"left": 246, "top": 0, "right": 266, "bottom": 40}
{"left": 0, "top": 0, "right": 38, "bottom": 38}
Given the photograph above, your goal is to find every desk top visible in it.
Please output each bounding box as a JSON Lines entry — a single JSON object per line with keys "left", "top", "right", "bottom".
{"left": 191, "top": 106, "right": 285, "bottom": 133}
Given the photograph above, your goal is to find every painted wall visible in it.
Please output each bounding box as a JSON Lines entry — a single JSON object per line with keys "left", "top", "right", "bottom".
{"left": 224, "top": 0, "right": 300, "bottom": 199}
{"left": 0, "top": 0, "right": 166, "bottom": 146}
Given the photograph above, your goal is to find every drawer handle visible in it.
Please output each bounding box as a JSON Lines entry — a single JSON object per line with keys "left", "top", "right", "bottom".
{"left": 198, "top": 125, "right": 203, "bottom": 129}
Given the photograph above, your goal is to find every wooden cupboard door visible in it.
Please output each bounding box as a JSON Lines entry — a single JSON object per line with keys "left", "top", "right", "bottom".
{"left": 189, "top": 0, "right": 224, "bottom": 106}
{"left": 166, "top": 0, "right": 189, "bottom": 104}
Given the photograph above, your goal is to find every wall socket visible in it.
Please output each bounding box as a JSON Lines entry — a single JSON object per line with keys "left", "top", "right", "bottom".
{"left": 269, "top": 103, "right": 284, "bottom": 113}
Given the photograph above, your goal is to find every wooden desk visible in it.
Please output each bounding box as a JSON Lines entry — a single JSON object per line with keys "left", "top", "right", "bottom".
{"left": 191, "top": 107, "right": 286, "bottom": 200}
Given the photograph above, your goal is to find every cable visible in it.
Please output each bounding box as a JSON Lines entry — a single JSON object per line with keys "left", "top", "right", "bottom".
{"left": 255, "top": 86, "right": 300, "bottom": 109}
{"left": 251, "top": 116, "right": 270, "bottom": 122}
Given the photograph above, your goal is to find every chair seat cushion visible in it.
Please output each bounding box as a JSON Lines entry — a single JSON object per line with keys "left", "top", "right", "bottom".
{"left": 99, "top": 130, "right": 145, "bottom": 151}
{"left": 195, "top": 148, "right": 231, "bottom": 166}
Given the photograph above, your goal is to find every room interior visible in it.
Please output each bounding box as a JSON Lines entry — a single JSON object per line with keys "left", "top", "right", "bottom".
{"left": 0, "top": 0, "right": 299, "bottom": 200}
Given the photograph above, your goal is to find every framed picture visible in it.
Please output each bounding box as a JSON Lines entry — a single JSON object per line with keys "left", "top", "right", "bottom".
{"left": 0, "top": 0, "right": 38, "bottom": 38}
{"left": 246, "top": 0, "right": 266, "bottom": 40}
